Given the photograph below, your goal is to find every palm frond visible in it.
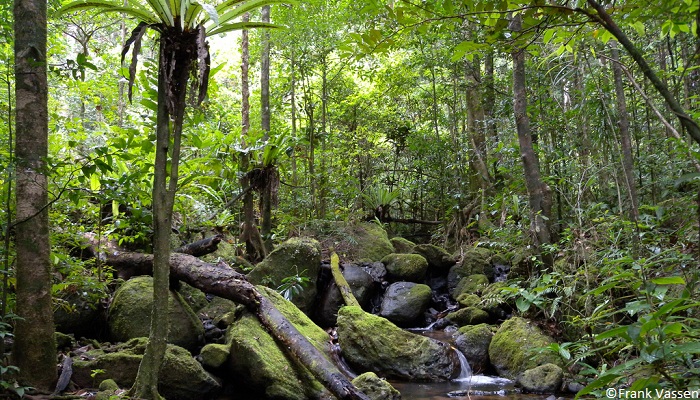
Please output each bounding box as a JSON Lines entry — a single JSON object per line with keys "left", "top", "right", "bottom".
{"left": 143, "top": 0, "right": 174, "bottom": 25}
{"left": 207, "top": 21, "right": 278, "bottom": 36}
{"left": 217, "top": 0, "right": 295, "bottom": 26}
{"left": 56, "top": 0, "right": 159, "bottom": 23}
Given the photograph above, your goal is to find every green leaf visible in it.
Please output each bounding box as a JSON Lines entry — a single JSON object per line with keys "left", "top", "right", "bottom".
{"left": 673, "top": 342, "right": 700, "bottom": 354}
{"left": 594, "top": 326, "right": 628, "bottom": 341}
{"left": 650, "top": 276, "right": 685, "bottom": 285}
{"left": 208, "top": 21, "right": 279, "bottom": 36}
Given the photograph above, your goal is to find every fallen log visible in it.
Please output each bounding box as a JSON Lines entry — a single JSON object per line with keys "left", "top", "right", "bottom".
{"left": 103, "top": 251, "right": 370, "bottom": 400}
{"left": 174, "top": 234, "right": 224, "bottom": 257}
{"left": 330, "top": 252, "right": 360, "bottom": 307}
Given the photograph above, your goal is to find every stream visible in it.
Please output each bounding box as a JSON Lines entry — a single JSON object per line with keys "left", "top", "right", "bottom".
{"left": 391, "top": 329, "right": 558, "bottom": 400}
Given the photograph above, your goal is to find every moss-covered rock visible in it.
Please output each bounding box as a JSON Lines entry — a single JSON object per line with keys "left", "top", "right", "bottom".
{"left": 517, "top": 363, "right": 563, "bottom": 393}
{"left": 108, "top": 276, "right": 203, "bottom": 350}
{"left": 352, "top": 372, "right": 401, "bottom": 400}
{"left": 448, "top": 246, "right": 492, "bottom": 293}
{"left": 226, "top": 286, "right": 331, "bottom": 400}
{"left": 198, "top": 296, "right": 241, "bottom": 326}
{"left": 445, "top": 307, "right": 490, "bottom": 326}
{"left": 488, "top": 317, "right": 561, "bottom": 379}
{"left": 199, "top": 343, "right": 230, "bottom": 369}
{"left": 412, "top": 244, "right": 456, "bottom": 273}
{"left": 337, "top": 306, "right": 455, "bottom": 381}
{"left": 351, "top": 223, "right": 395, "bottom": 262}
{"left": 456, "top": 293, "right": 481, "bottom": 308}
{"left": 95, "top": 379, "right": 120, "bottom": 400}
{"left": 72, "top": 338, "right": 220, "bottom": 400}
{"left": 380, "top": 253, "right": 429, "bottom": 282}
{"left": 247, "top": 237, "right": 321, "bottom": 313}
{"left": 390, "top": 237, "right": 416, "bottom": 254}
{"left": 379, "top": 282, "right": 432, "bottom": 327}
{"left": 177, "top": 282, "right": 209, "bottom": 313}
{"left": 453, "top": 274, "right": 489, "bottom": 298}
{"left": 453, "top": 324, "right": 493, "bottom": 374}
{"left": 316, "top": 263, "right": 377, "bottom": 327}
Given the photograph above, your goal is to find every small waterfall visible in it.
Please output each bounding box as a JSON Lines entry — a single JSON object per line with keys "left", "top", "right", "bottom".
{"left": 451, "top": 347, "right": 472, "bottom": 382}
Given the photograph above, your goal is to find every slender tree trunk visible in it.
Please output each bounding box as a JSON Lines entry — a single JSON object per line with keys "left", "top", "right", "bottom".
{"left": 511, "top": 14, "right": 552, "bottom": 265}
{"left": 13, "top": 0, "right": 56, "bottom": 390}
{"left": 610, "top": 41, "right": 639, "bottom": 222}
{"left": 318, "top": 54, "right": 328, "bottom": 218}
{"left": 260, "top": 5, "right": 273, "bottom": 252}
{"left": 290, "top": 49, "right": 298, "bottom": 212}
{"left": 238, "top": 14, "right": 260, "bottom": 260}
{"left": 130, "top": 30, "right": 190, "bottom": 400}
{"left": 465, "top": 52, "right": 491, "bottom": 192}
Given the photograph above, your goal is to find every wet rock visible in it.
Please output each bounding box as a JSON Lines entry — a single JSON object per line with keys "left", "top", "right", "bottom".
{"left": 337, "top": 306, "right": 455, "bottom": 381}
{"left": 352, "top": 372, "right": 401, "bottom": 400}
{"left": 379, "top": 282, "right": 432, "bottom": 327}
{"left": 390, "top": 237, "right": 416, "bottom": 254}
{"left": 412, "top": 244, "right": 456, "bottom": 273}
{"left": 488, "top": 317, "right": 561, "bottom": 379}
{"left": 247, "top": 237, "right": 322, "bottom": 313}
{"left": 71, "top": 338, "right": 221, "bottom": 400}
{"left": 452, "top": 323, "right": 493, "bottom": 374}
{"left": 517, "top": 363, "right": 563, "bottom": 394}
{"left": 381, "top": 253, "right": 429, "bottom": 282}
{"left": 361, "top": 261, "right": 387, "bottom": 283}
{"left": 108, "top": 276, "right": 203, "bottom": 350}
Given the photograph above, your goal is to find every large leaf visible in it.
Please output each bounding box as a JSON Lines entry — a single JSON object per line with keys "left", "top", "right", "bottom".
{"left": 56, "top": 0, "right": 158, "bottom": 23}
{"left": 208, "top": 21, "right": 279, "bottom": 36}
{"left": 216, "top": 0, "right": 296, "bottom": 26}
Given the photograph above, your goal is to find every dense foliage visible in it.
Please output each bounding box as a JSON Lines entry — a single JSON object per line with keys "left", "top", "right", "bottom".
{"left": 1, "top": 0, "right": 699, "bottom": 396}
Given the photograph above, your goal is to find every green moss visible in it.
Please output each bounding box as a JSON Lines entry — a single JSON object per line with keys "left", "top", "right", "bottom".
{"left": 456, "top": 293, "right": 481, "bottom": 308}
{"left": 412, "top": 244, "right": 456, "bottom": 271}
{"left": 351, "top": 223, "right": 394, "bottom": 262}
{"left": 352, "top": 372, "right": 401, "bottom": 400}
{"left": 517, "top": 363, "right": 564, "bottom": 393}
{"left": 380, "top": 253, "right": 429, "bottom": 282}
{"left": 199, "top": 343, "right": 230, "bottom": 369}
{"left": 488, "top": 317, "right": 561, "bottom": 379}
{"left": 390, "top": 237, "right": 416, "bottom": 253}
{"left": 454, "top": 274, "right": 489, "bottom": 297}
{"left": 226, "top": 286, "right": 329, "bottom": 399}
{"left": 446, "top": 307, "right": 490, "bottom": 326}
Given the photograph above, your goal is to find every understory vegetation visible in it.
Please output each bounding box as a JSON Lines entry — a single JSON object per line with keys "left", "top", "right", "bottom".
{"left": 1, "top": 0, "right": 700, "bottom": 397}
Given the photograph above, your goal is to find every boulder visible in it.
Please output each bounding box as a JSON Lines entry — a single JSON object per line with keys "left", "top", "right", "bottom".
{"left": 54, "top": 292, "right": 106, "bottom": 339}
{"left": 71, "top": 338, "right": 220, "bottom": 400}
{"left": 453, "top": 274, "right": 489, "bottom": 298}
{"left": 226, "top": 286, "right": 331, "bottom": 400}
{"left": 199, "top": 343, "right": 230, "bottom": 369}
{"left": 108, "top": 276, "right": 203, "bottom": 350}
{"left": 412, "top": 244, "right": 456, "bottom": 273}
{"left": 488, "top": 317, "right": 561, "bottom": 379}
{"left": 348, "top": 222, "right": 395, "bottom": 262}
{"left": 390, "top": 237, "right": 416, "bottom": 254}
{"left": 456, "top": 293, "right": 481, "bottom": 308}
{"left": 316, "top": 263, "right": 377, "bottom": 327}
{"left": 517, "top": 363, "right": 563, "bottom": 393}
{"left": 445, "top": 307, "right": 490, "bottom": 326}
{"left": 448, "top": 246, "right": 492, "bottom": 292}
{"left": 361, "top": 261, "right": 387, "bottom": 283}
{"left": 378, "top": 282, "right": 432, "bottom": 327}
{"left": 247, "top": 237, "right": 322, "bottom": 313}
{"left": 452, "top": 324, "right": 493, "bottom": 374}
{"left": 177, "top": 282, "right": 209, "bottom": 313}
{"left": 380, "top": 253, "right": 429, "bottom": 282}
{"left": 352, "top": 372, "right": 401, "bottom": 400}
{"left": 337, "top": 306, "right": 455, "bottom": 381}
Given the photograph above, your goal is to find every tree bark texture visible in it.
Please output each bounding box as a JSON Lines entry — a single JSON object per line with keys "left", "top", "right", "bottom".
{"left": 511, "top": 14, "right": 553, "bottom": 254}
{"left": 13, "top": 0, "right": 57, "bottom": 390}
{"left": 260, "top": 5, "right": 273, "bottom": 252}
{"left": 102, "top": 251, "right": 370, "bottom": 400}
{"left": 610, "top": 41, "right": 639, "bottom": 222}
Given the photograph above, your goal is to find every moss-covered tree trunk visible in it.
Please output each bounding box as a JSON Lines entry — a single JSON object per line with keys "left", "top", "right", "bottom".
{"left": 12, "top": 0, "right": 57, "bottom": 390}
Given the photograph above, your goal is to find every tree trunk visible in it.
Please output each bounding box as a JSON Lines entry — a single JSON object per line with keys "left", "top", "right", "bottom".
{"left": 610, "top": 41, "right": 639, "bottom": 222}
{"left": 239, "top": 14, "right": 262, "bottom": 261}
{"left": 260, "top": 5, "right": 273, "bottom": 252}
{"left": 511, "top": 14, "right": 553, "bottom": 264}
{"left": 102, "top": 251, "right": 370, "bottom": 400}
{"left": 13, "top": 0, "right": 56, "bottom": 390}
{"left": 131, "top": 29, "right": 191, "bottom": 400}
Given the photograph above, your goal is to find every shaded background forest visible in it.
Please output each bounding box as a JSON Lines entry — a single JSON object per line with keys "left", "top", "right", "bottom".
{"left": 1, "top": 0, "right": 700, "bottom": 396}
